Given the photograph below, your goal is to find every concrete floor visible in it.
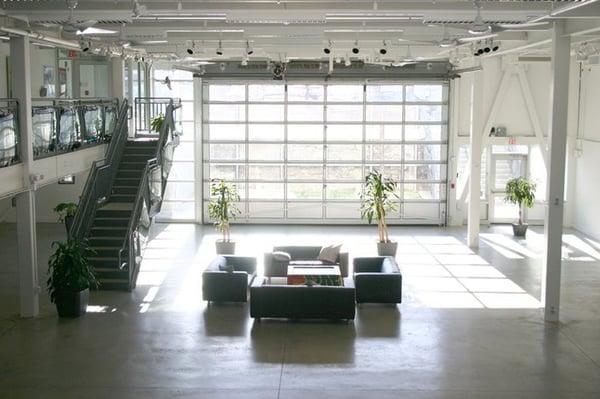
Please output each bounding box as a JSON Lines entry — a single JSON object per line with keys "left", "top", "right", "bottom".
{"left": 0, "top": 222, "right": 599, "bottom": 398}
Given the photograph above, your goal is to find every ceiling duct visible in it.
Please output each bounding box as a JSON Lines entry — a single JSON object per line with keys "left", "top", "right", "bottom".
{"left": 226, "top": 11, "right": 326, "bottom": 25}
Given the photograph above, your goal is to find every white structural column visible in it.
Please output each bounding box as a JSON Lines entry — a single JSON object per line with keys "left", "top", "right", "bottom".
{"left": 11, "top": 35, "right": 39, "bottom": 317}
{"left": 467, "top": 70, "right": 484, "bottom": 248}
{"left": 542, "top": 21, "right": 571, "bottom": 322}
{"left": 127, "top": 59, "right": 135, "bottom": 135}
{"left": 111, "top": 57, "right": 125, "bottom": 101}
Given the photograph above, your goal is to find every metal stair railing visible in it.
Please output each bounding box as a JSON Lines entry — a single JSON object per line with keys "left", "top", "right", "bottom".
{"left": 70, "top": 99, "right": 130, "bottom": 240}
{"left": 119, "top": 99, "right": 180, "bottom": 290}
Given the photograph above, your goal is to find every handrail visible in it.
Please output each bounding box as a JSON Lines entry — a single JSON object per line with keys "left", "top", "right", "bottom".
{"left": 70, "top": 99, "right": 129, "bottom": 240}
{"left": 133, "top": 96, "right": 181, "bottom": 137}
{"left": 118, "top": 99, "right": 179, "bottom": 288}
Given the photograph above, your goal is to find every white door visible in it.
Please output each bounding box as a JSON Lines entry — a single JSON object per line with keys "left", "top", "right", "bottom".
{"left": 489, "top": 154, "right": 527, "bottom": 223}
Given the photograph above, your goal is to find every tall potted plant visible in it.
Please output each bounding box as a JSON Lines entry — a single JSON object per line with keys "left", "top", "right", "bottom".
{"left": 504, "top": 176, "right": 536, "bottom": 237}
{"left": 208, "top": 179, "right": 240, "bottom": 254}
{"left": 53, "top": 202, "right": 77, "bottom": 235}
{"left": 360, "top": 170, "right": 399, "bottom": 256}
{"left": 47, "top": 238, "right": 98, "bottom": 317}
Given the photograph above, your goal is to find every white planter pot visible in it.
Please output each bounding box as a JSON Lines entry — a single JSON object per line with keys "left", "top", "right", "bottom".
{"left": 377, "top": 241, "right": 398, "bottom": 257}
{"left": 216, "top": 241, "right": 235, "bottom": 255}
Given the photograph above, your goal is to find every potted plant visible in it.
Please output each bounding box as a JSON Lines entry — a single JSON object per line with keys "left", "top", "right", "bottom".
{"left": 208, "top": 179, "right": 241, "bottom": 254}
{"left": 47, "top": 238, "right": 98, "bottom": 317}
{"left": 150, "top": 114, "right": 165, "bottom": 133}
{"left": 504, "top": 177, "right": 536, "bottom": 237}
{"left": 53, "top": 202, "right": 77, "bottom": 235}
{"left": 360, "top": 170, "right": 399, "bottom": 256}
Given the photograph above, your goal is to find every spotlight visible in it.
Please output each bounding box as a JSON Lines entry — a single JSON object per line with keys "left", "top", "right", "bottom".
{"left": 492, "top": 42, "right": 500, "bottom": 52}
{"left": 216, "top": 40, "right": 223, "bottom": 56}
{"left": 352, "top": 40, "right": 359, "bottom": 54}
{"left": 272, "top": 62, "right": 285, "bottom": 80}
{"left": 324, "top": 40, "right": 332, "bottom": 55}
{"left": 245, "top": 40, "right": 253, "bottom": 55}
{"left": 379, "top": 40, "right": 387, "bottom": 55}
{"left": 219, "top": 62, "right": 226, "bottom": 71}
{"left": 80, "top": 39, "right": 91, "bottom": 52}
{"left": 186, "top": 40, "right": 195, "bottom": 55}
{"left": 344, "top": 57, "right": 351, "bottom": 67}
{"left": 335, "top": 56, "right": 341, "bottom": 63}
{"left": 477, "top": 48, "right": 484, "bottom": 55}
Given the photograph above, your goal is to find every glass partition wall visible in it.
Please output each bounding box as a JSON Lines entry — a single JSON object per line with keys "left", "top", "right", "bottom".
{"left": 202, "top": 81, "right": 448, "bottom": 224}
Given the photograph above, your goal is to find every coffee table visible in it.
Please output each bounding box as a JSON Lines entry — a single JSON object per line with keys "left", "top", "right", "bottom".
{"left": 287, "top": 265, "right": 342, "bottom": 286}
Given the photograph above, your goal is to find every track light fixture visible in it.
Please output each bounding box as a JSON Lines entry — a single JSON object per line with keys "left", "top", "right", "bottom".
{"left": 80, "top": 39, "right": 91, "bottom": 52}
{"left": 379, "top": 40, "right": 387, "bottom": 55}
{"left": 216, "top": 40, "right": 223, "bottom": 56}
{"left": 344, "top": 56, "right": 351, "bottom": 67}
{"left": 272, "top": 62, "right": 285, "bottom": 80}
{"left": 186, "top": 40, "right": 195, "bottom": 55}
{"left": 245, "top": 40, "right": 253, "bottom": 55}
{"left": 352, "top": 40, "right": 359, "bottom": 54}
{"left": 473, "top": 40, "right": 499, "bottom": 56}
{"left": 324, "top": 40, "right": 332, "bottom": 55}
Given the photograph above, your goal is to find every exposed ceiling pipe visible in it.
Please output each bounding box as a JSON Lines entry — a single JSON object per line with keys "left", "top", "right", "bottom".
{"left": 0, "top": 26, "right": 81, "bottom": 50}
{"left": 528, "top": 0, "right": 600, "bottom": 23}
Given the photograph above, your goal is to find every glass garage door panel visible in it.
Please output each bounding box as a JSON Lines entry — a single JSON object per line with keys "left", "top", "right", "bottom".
{"left": 203, "top": 81, "right": 448, "bottom": 224}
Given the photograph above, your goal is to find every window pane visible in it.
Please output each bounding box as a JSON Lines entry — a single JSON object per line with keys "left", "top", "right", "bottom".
{"left": 366, "top": 125, "right": 402, "bottom": 141}
{"left": 209, "top": 85, "right": 245, "bottom": 101}
{"left": 164, "top": 182, "right": 194, "bottom": 201}
{"left": 327, "top": 144, "right": 362, "bottom": 161}
{"left": 366, "top": 85, "right": 403, "bottom": 102}
{"left": 327, "top": 105, "right": 362, "bottom": 122}
{"left": 288, "top": 105, "right": 323, "bottom": 122}
{"left": 405, "top": 85, "right": 443, "bottom": 102}
{"left": 248, "top": 84, "right": 284, "bottom": 101}
{"left": 209, "top": 164, "right": 245, "bottom": 180}
{"left": 158, "top": 201, "right": 195, "bottom": 220}
{"left": 366, "top": 105, "right": 402, "bottom": 122}
{"left": 404, "top": 183, "right": 442, "bottom": 200}
{"left": 326, "top": 183, "right": 362, "bottom": 200}
{"left": 209, "top": 104, "right": 245, "bottom": 121}
{"left": 327, "top": 125, "right": 362, "bottom": 141}
{"left": 288, "top": 164, "right": 323, "bottom": 180}
{"left": 404, "top": 164, "right": 443, "bottom": 181}
{"left": 327, "top": 85, "right": 363, "bottom": 102}
{"left": 209, "top": 143, "right": 245, "bottom": 161}
{"left": 288, "top": 144, "right": 324, "bottom": 161}
{"left": 288, "top": 125, "right": 323, "bottom": 141}
{"left": 249, "top": 124, "right": 284, "bottom": 141}
{"left": 288, "top": 183, "right": 323, "bottom": 200}
{"left": 405, "top": 125, "right": 443, "bottom": 141}
{"left": 173, "top": 144, "right": 194, "bottom": 161}
{"left": 169, "top": 162, "right": 195, "bottom": 180}
{"left": 249, "top": 164, "right": 283, "bottom": 180}
{"left": 249, "top": 104, "right": 284, "bottom": 122}
{"left": 326, "top": 165, "right": 362, "bottom": 181}
{"left": 248, "top": 183, "right": 284, "bottom": 199}
{"left": 209, "top": 124, "right": 245, "bottom": 141}
{"left": 405, "top": 144, "right": 443, "bottom": 161}
{"left": 366, "top": 144, "right": 402, "bottom": 161}
{"left": 288, "top": 85, "right": 324, "bottom": 102}
{"left": 248, "top": 144, "right": 283, "bottom": 161}
{"left": 405, "top": 105, "right": 442, "bottom": 122}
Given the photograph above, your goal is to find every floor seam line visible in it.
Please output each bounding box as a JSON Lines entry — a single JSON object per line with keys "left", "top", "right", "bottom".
{"left": 559, "top": 326, "right": 600, "bottom": 370}
{"left": 277, "top": 341, "right": 286, "bottom": 399}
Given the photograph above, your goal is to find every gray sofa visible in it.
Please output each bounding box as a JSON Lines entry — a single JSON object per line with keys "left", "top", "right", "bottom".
{"left": 202, "top": 256, "right": 257, "bottom": 303}
{"left": 264, "top": 246, "right": 349, "bottom": 278}
{"left": 250, "top": 277, "right": 356, "bottom": 321}
{"left": 353, "top": 256, "right": 402, "bottom": 304}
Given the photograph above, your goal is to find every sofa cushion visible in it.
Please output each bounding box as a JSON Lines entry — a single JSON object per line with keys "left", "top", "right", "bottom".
{"left": 317, "top": 244, "right": 342, "bottom": 264}
{"left": 381, "top": 258, "right": 398, "bottom": 274}
{"left": 219, "top": 262, "right": 234, "bottom": 273}
{"left": 273, "top": 251, "right": 292, "bottom": 262}
{"left": 273, "top": 246, "right": 322, "bottom": 260}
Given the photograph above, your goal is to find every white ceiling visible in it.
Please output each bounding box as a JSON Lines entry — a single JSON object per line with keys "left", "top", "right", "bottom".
{"left": 3, "top": 0, "right": 600, "bottom": 66}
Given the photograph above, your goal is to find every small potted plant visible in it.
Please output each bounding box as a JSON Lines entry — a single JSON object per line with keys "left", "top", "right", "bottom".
{"left": 360, "top": 170, "right": 399, "bottom": 256}
{"left": 208, "top": 179, "right": 241, "bottom": 254}
{"left": 505, "top": 177, "right": 536, "bottom": 237}
{"left": 53, "top": 202, "right": 77, "bottom": 235}
{"left": 150, "top": 114, "right": 165, "bottom": 133}
{"left": 47, "top": 238, "right": 98, "bottom": 317}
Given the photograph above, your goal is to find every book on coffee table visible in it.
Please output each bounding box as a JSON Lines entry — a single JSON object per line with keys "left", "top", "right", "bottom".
{"left": 287, "top": 265, "right": 342, "bottom": 286}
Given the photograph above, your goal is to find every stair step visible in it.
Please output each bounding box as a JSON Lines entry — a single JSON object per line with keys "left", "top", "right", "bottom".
{"left": 89, "top": 227, "right": 127, "bottom": 238}
{"left": 116, "top": 170, "right": 144, "bottom": 179}
{"left": 95, "top": 208, "right": 132, "bottom": 218}
{"left": 122, "top": 154, "right": 154, "bottom": 161}
{"left": 97, "top": 278, "right": 130, "bottom": 291}
{"left": 114, "top": 178, "right": 142, "bottom": 187}
{"left": 112, "top": 186, "right": 137, "bottom": 195}
{"left": 93, "top": 217, "right": 130, "bottom": 227}
{"left": 94, "top": 267, "right": 129, "bottom": 280}
{"left": 91, "top": 246, "right": 127, "bottom": 258}
{"left": 110, "top": 194, "right": 137, "bottom": 203}
{"left": 89, "top": 256, "right": 120, "bottom": 268}
{"left": 89, "top": 237, "right": 123, "bottom": 247}
{"left": 118, "top": 162, "right": 148, "bottom": 170}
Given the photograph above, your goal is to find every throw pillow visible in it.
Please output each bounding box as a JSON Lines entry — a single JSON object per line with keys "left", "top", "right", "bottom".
{"left": 272, "top": 251, "right": 292, "bottom": 262}
{"left": 317, "top": 244, "right": 342, "bottom": 264}
{"left": 219, "top": 263, "right": 234, "bottom": 273}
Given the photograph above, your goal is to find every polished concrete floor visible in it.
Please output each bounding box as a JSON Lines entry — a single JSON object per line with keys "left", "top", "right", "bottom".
{"left": 0, "top": 222, "right": 599, "bottom": 398}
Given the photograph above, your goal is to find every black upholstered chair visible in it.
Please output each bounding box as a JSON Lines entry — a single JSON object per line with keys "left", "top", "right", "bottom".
{"left": 353, "top": 256, "right": 402, "bottom": 304}
{"left": 202, "top": 256, "right": 257, "bottom": 303}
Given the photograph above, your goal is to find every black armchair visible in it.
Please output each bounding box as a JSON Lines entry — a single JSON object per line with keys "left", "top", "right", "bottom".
{"left": 353, "top": 256, "right": 402, "bottom": 304}
{"left": 202, "top": 256, "right": 257, "bottom": 303}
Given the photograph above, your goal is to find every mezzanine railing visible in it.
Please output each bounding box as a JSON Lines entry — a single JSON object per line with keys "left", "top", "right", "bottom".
{"left": 133, "top": 96, "right": 181, "bottom": 137}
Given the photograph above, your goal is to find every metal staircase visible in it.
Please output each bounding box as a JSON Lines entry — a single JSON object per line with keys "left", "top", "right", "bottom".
{"left": 70, "top": 98, "right": 180, "bottom": 291}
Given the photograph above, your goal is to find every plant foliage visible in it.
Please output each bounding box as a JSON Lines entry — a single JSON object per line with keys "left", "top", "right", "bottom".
{"left": 150, "top": 114, "right": 165, "bottom": 133}
{"left": 208, "top": 179, "right": 240, "bottom": 243}
{"left": 47, "top": 238, "right": 98, "bottom": 303}
{"left": 359, "top": 170, "right": 399, "bottom": 243}
{"left": 504, "top": 177, "right": 536, "bottom": 225}
{"left": 53, "top": 202, "right": 78, "bottom": 223}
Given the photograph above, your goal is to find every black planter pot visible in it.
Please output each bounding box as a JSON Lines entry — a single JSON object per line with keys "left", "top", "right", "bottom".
{"left": 55, "top": 289, "right": 89, "bottom": 318}
{"left": 64, "top": 215, "right": 74, "bottom": 236}
{"left": 512, "top": 223, "right": 528, "bottom": 237}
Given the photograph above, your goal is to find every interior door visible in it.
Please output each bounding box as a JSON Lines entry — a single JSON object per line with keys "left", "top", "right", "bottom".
{"left": 489, "top": 154, "right": 527, "bottom": 223}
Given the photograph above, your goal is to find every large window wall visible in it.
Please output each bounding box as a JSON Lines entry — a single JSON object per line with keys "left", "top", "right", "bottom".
{"left": 202, "top": 81, "right": 448, "bottom": 224}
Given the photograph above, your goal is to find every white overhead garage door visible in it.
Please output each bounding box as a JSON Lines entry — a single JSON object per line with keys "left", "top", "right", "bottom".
{"left": 201, "top": 81, "right": 448, "bottom": 224}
